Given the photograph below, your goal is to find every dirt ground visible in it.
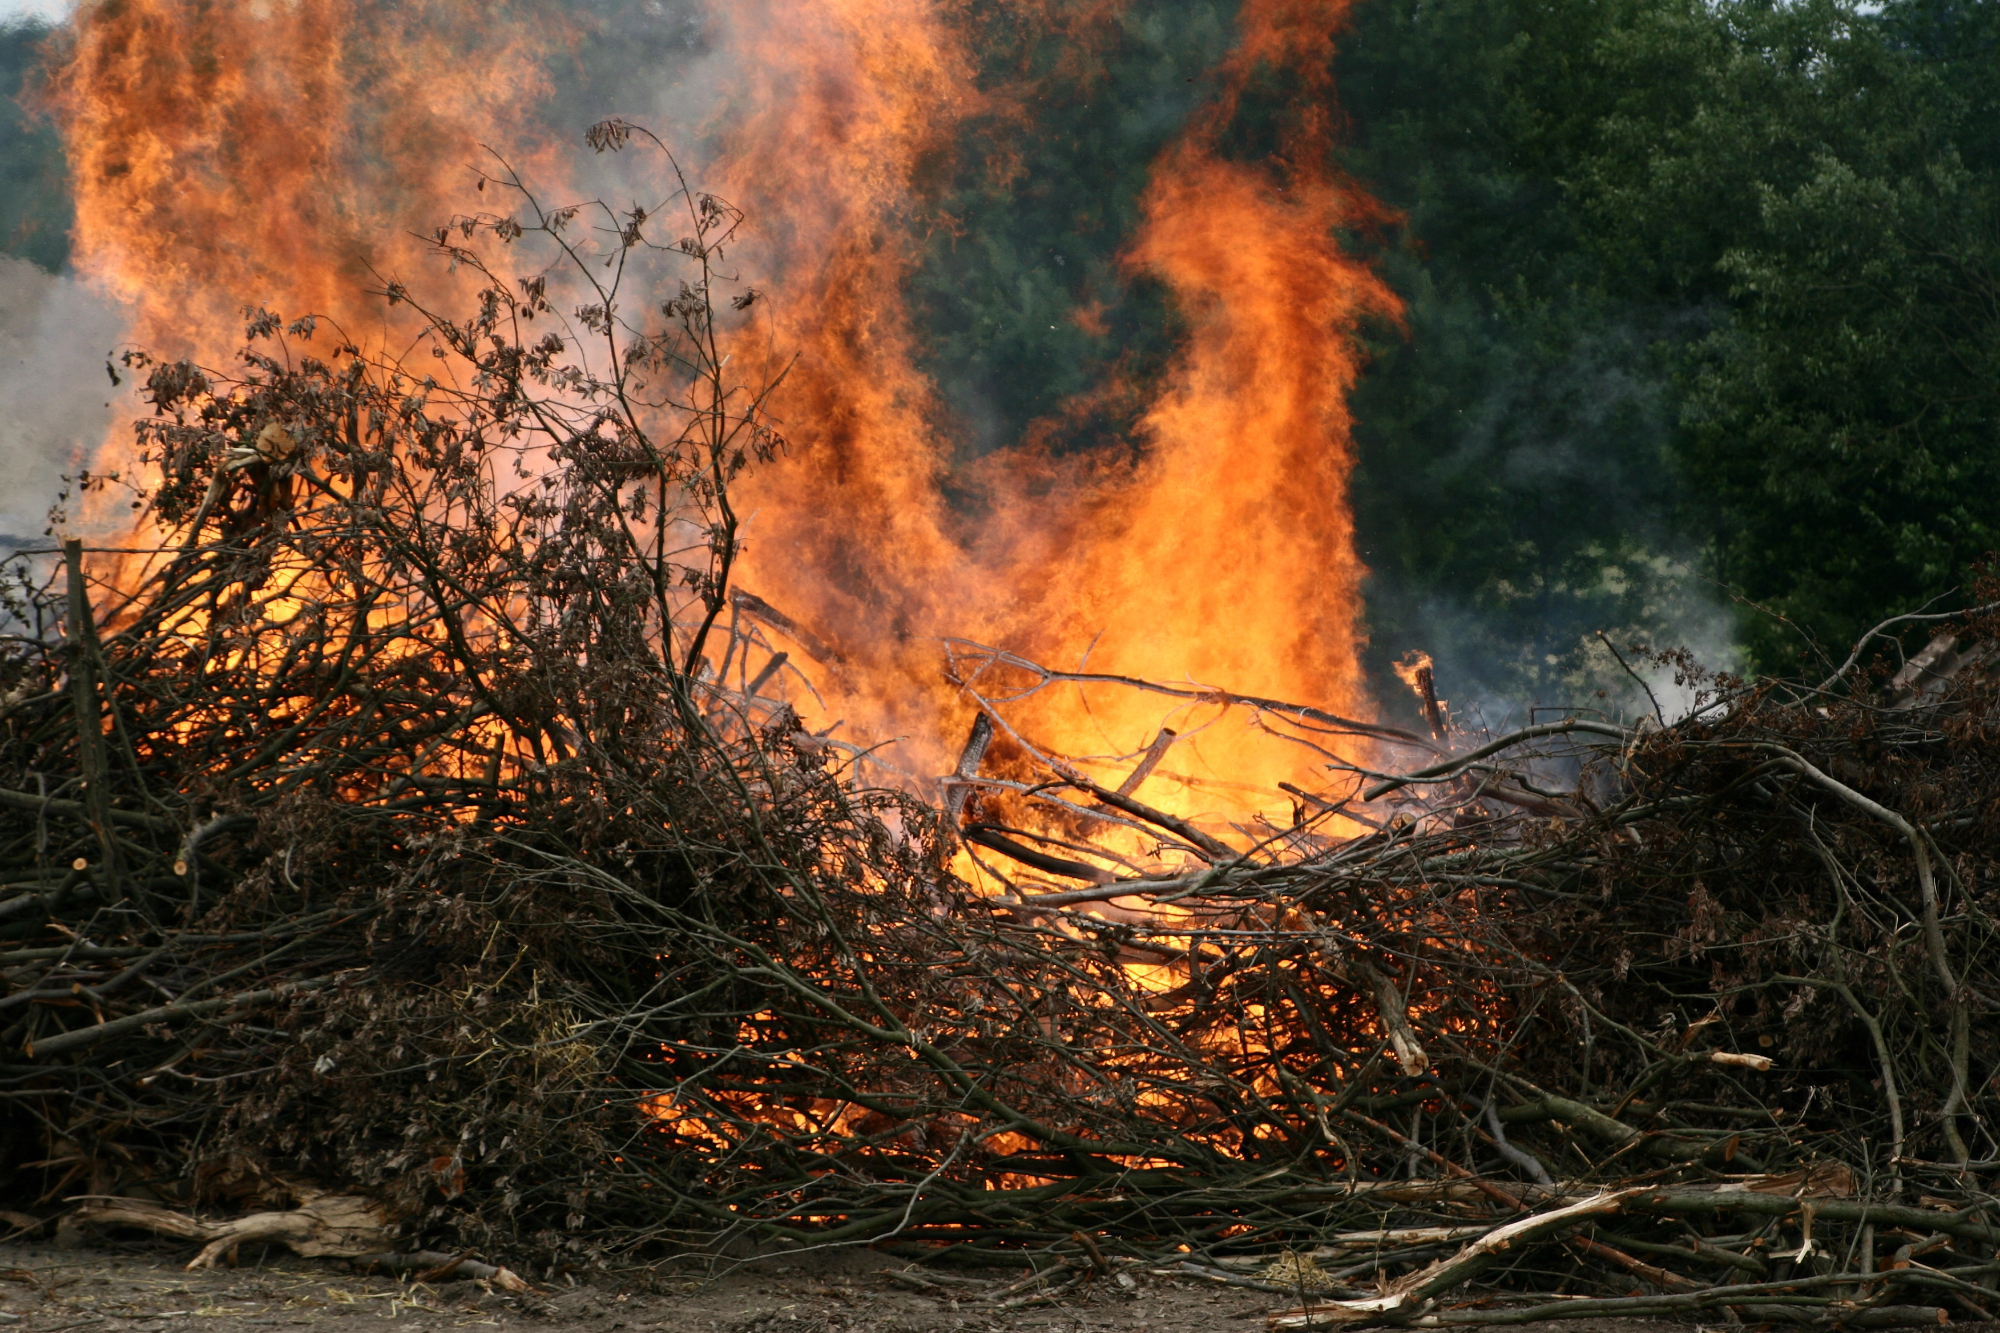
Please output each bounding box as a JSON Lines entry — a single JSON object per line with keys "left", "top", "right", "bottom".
{"left": 0, "top": 1236, "right": 1214, "bottom": 1332}
{"left": 0, "top": 1237, "right": 1728, "bottom": 1333}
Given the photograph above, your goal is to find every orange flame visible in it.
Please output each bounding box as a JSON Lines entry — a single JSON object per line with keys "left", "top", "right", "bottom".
{"left": 687, "top": 0, "right": 984, "bottom": 753}
{"left": 50, "top": 0, "right": 562, "bottom": 366}
{"left": 1391, "top": 651, "right": 1435, "bottom": 693}
{"left": 1392, "top": 651, "right": 1448, "bottom": 739}
{"left": 48, "top": 0, "right": 1400, "bottom": 838}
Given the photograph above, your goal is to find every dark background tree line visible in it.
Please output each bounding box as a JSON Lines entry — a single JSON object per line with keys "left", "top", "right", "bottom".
{"left": 4, "top": 0, "right": 1995, "bottom": 707}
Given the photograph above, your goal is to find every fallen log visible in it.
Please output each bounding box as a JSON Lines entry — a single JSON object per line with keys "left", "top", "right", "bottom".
{"left": 70, "top": 1192, "right": 397, "bottom": 1271}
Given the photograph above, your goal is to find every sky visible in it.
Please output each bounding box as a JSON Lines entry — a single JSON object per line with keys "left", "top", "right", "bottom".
{"left": 0, "top": 0, "right": 65, "bottom": 22}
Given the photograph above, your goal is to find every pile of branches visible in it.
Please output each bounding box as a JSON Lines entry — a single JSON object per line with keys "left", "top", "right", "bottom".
{"left": 901, "top": 620, "right": 2000, "bottom": 1325}
{"left": 3, "top": 124, "right": 1999, "bottom": 1325}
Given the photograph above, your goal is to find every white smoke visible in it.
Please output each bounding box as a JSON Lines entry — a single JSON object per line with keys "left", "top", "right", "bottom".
{"left": 0, "top": 255, "right": 127, "bottom": 550}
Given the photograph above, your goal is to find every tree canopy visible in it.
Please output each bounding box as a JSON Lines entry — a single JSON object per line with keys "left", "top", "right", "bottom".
{"left": 1332, "top": 0, "right": 2000, "bottom": 684}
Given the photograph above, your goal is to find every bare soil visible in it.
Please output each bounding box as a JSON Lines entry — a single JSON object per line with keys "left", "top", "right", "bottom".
{"left": 0, "top": 1239, "right": 1721, "bottom": 1333}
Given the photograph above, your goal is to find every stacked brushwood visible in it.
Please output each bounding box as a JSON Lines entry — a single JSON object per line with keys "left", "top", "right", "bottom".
{"left": 2, "top": 125, "right": 1999, "bottom": 1323}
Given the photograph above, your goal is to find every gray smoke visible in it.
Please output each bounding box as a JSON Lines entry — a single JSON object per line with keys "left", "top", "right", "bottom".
{"left": 1401, "top": 558, "right": 1746, "bottom": 737}
{"left": 0, "top": 256, "right": 128, "bottom": 551}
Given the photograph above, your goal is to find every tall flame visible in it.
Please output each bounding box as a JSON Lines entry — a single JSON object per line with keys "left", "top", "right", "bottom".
{"left": 1009, "top": 1, "right": 1400, "bottom": 801}
{"left": 688, "top": 0, "right": 983, "bottom": 751}
{"left": 47, "top": 0, "right": 1399, "bottom": 830}
{"left": 50, "top": 0, "right": 562, "bottom": 364}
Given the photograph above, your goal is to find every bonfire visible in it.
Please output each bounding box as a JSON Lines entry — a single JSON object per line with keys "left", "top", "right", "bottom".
{"left": 3, "top": 127, "right": 1999, "bottom": 1330}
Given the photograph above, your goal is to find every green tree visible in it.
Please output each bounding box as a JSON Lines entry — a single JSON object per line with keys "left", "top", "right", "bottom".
{"left": 1514, "top": 0, "right": 2000, "bottom": 669}
{"left": 1334, "top": 0, "right": 1714, "bottom": 713}
{"left": 1337, "top": 0, "right": 2000, "bottom": 687}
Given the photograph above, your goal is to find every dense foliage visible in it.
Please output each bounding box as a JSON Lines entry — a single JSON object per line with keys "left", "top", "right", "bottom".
{"left": 1353, "top": 0, "right": 2000, "bottom": 683}
{"left": 1337, "top": 0, "right": 2000, "bottom": 680}
{"left": 1548, "top": 0, "right": 2000, "bottom": 672}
